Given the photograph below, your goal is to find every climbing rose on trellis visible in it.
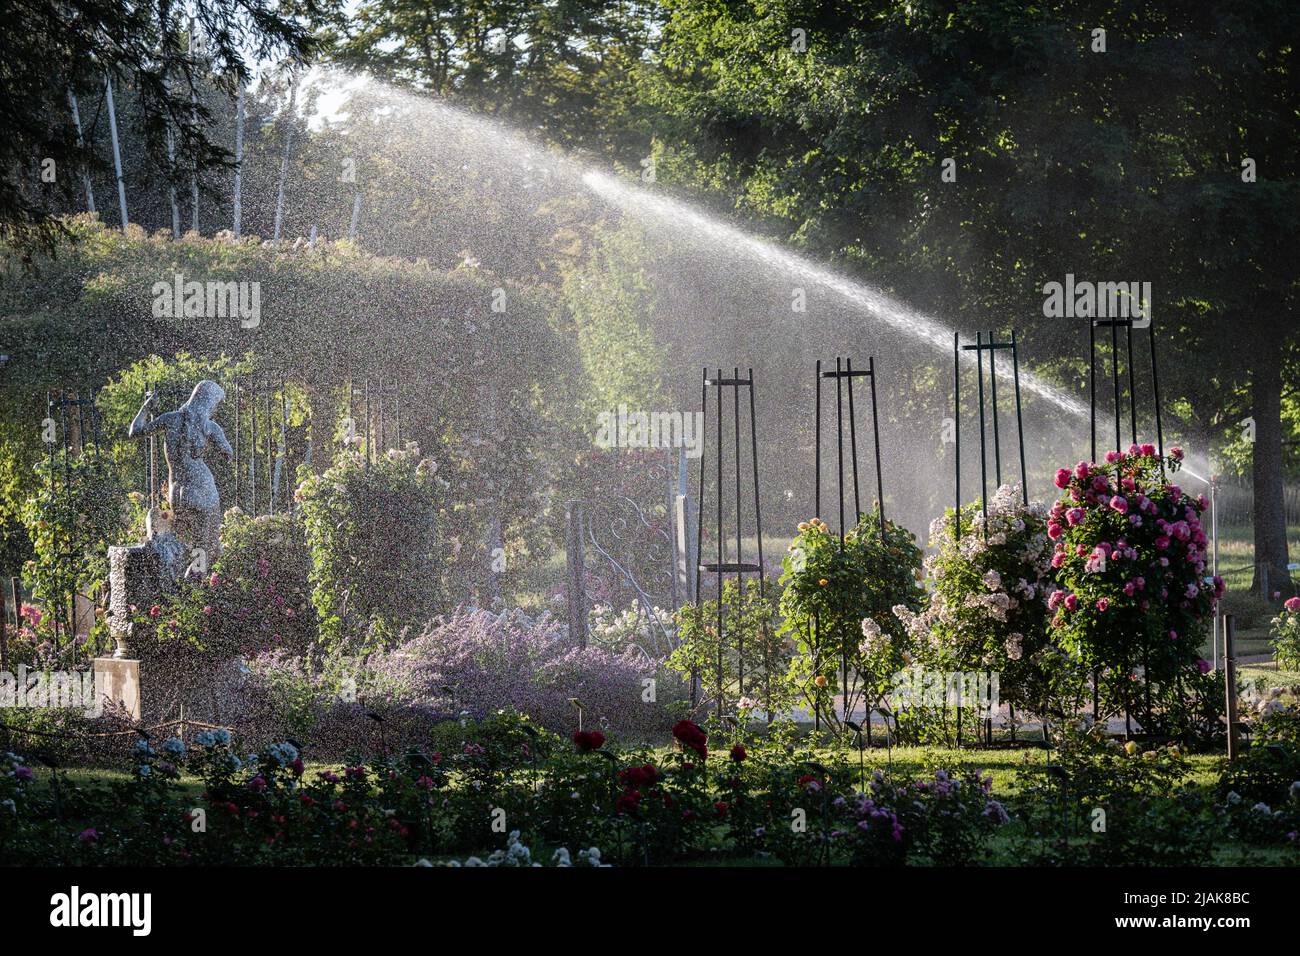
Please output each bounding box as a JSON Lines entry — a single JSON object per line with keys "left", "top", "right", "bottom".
{"left": 1046, "top": 445, "right": 1223, "bottom": 719}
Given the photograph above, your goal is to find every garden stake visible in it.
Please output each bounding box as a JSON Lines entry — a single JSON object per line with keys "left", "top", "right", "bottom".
{"left": 1224, "top": 614, "right": 1239, "bottom": 762}
{"left": 875, "top": 707, "right": 894, "bottom": 768}
{"left": 844, "top": 719, "right": 865, "bottom": 791}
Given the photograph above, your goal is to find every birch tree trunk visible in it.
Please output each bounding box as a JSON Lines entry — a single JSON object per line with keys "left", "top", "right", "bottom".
{"left": 104, "top": 75, "right": 129, "bottom": 227}
{"left": 65, "top": 90, "right": 96, "bottom": 213}
{"left": 233, "top": 82, "right": 245, "bottom": 237}
{"left": 272, "top": 66, "right": 299, "bottom": 247}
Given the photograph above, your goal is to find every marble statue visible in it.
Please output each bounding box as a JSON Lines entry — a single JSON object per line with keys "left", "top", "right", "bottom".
{"left": 104, "top": 381, "right": 232, "bottom": 659}
{"left": 128, "top": 380, "right": 232, "bottom": 562}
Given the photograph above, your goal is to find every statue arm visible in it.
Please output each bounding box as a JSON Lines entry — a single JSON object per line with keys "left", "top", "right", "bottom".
{"left": 127, "top": 395, "right": 168, "bottom": 440}
{"left": 208, "top": 420, "right": 234, "bottom": 460}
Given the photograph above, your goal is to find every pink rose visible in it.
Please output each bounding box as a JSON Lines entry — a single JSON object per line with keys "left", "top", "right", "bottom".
{"left": 1063, "top": 593, "right": 1079, "bottom": 612}
{"left": 1054, "top": 468, "right": 1071, "bottom": 489}
{"left": 1109, "top": 496, "right": 1129, "bottom": 514}
{"left": 1285, "top": 597, "right": 1300, "bottom": 613}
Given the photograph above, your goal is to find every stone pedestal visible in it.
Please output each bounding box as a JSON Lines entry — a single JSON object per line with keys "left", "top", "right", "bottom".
{"left": 93, "top": 657, "right": 141, "bottom": 721}
{"left": 106, "top": 532, "right": 186, "bottom": 657}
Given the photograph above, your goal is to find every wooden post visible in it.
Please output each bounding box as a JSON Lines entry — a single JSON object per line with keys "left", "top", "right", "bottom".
{"left": 566, "top": 501, "right": 586, "bottom": 648}
{"left": 1224, "top": 613, "right": 1239, "bottom": 761}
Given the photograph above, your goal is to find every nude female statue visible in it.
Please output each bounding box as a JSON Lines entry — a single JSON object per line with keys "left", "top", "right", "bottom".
{"left": 128, "top": 380, "right": 233, "bottom": 561}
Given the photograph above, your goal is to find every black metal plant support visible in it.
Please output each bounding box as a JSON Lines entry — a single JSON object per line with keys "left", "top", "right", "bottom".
{"left": 812, "top": 357, "right": 885, "bottom": 737}
{"left": 953, "top": 331, "right": 1030, "bottom": 746}
{"left": 1085, "top": 314, "right": 1166, "bottom": 734}
{"left": 45, "top": 388, "right": 104, "bottom": 662}
{"left": 693, "top": 367, "right": 769, "bottom": 721}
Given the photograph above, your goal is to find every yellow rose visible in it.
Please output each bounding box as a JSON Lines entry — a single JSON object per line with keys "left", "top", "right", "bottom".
{"left": 1124, "top": 741, "right": 1138, "bottom": 756}
{"left": 814, "top": 675, "right": 828, "bottom": 688}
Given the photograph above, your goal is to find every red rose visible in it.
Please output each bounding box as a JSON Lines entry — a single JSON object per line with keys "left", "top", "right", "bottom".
{"left": 672, "top": 720, "right": 709, "bottom": 759}
{"left": 572, "top": 730, "right": 606, "bottom": 752}
{"left": 614, "top": 787, "right": 641, "bottom": 815}
{"left": 619, "top": 763, "right": 659, "bottom": 788}
{"left": 730, "top": 744, "right": 747, "bottom": 763}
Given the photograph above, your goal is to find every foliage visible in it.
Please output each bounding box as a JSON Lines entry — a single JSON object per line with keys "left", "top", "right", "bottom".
{"left": 0, "top": 0, "right": 319, "bottom": 249}
{"left": 778, "top": 507, "right": 924, "bottom": 731}
{"left": 1046, "top": 446, "right": 1223, "bottom": 732}
{"left": 298, "top": 446, "right": 449, "bottom": 652}
{"left": 362, "top": 606, "right": 680, "bottom": 742}
{"left": 17, "top": 450, "right": 130, "bottom": 661}
{"left": 587, "top": 602, "right": 676, "bottom": 660}
{"left": 1014, "top": 724, "right": 1215, "bottom": 866}
{"left": 670, "top": 579, "right": 789, "bottom": 719}
{"left": 133, "top": 510, "right": 315, "bottom": 665}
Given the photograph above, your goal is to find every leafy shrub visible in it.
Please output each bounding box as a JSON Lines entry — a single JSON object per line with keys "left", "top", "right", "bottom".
{"left": 134, "top": 510, "right": 314, "bottom": 664}
{"left": 18, "top": 450, "right": 128, "bottom": 662}
{"left": 670, "top": 579, "right": 790, "bottom": 719}
{"left": 1014, "top": 724, "right": 1214, "bottom": 865}
{"left": 779, "top": 506, "right": 924, "bottom": 732}
{"left": 297, "top": 445, "right": 449, "bottom": 652}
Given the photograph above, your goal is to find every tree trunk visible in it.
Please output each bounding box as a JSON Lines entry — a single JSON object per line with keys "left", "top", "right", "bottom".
{"left": 1251, "top": 347, "right": 1290, "bottom": 596}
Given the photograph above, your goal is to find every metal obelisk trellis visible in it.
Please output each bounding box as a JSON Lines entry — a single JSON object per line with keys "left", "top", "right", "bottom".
{"left": 45, "top": 388, "right": 105, "bottom": 661}
{"left": 953, "top": 330, "right": 1030, "bottom": 746}
{"left": 812, "top": 356, "right": 885, "bottom": 737}
{"left": 346, "top": 374, "right": 402, "bottom": 467}
{"left": 1088, "top": 315, "right": 1164, "bottom": 470}
{"left": 693, "top": 367, "right": 769, "bottom": 720}
{"left": 1086, "top": 313, "right": 1165, "bottom": 732}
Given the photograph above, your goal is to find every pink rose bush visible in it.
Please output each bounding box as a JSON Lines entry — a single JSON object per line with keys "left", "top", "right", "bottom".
{"left": 1271, "top": 599, "right": 1300, "bottom": 671}
{"left": 1046, "top": 445, "right": 1223, "bottom": 725}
